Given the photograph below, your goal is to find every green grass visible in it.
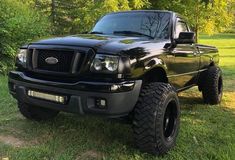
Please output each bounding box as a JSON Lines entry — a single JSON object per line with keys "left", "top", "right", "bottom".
{"left": 0, "top": 33, "right": 235, "bottom": 160}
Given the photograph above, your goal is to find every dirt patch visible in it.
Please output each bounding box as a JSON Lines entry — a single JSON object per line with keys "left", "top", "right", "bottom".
{"left": 76, "top": 150, "right": 103, "bottom": 160}
{"left": 0, "top": 135, "right": 25, "bottom": 147}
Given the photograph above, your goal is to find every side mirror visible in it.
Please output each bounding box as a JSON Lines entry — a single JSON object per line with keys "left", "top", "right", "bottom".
{"left": 175, "top": 32, "right": 195, "bottom": 44}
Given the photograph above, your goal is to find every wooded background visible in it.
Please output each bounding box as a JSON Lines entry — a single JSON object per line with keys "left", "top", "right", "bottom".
{"left": 0, "top": 0, "right": 234, "bottom": 74}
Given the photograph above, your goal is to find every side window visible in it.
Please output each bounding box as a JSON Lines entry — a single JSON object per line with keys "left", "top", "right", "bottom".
{"left": 175, "top": 19, "right": 188, "bottom": 38}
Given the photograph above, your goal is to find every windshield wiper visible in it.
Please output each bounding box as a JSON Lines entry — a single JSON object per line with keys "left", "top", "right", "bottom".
{"left": 90, "top": 31, "right": 103, "bottom": 34}
{"left": 113, "top": 31, "right": 154, "bottom": 39}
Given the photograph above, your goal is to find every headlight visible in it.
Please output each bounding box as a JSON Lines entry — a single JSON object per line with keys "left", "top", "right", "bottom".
{"left": 17, "top": 49, "right": 27, "bottom": 63}
{"left": 91, "top": 54, "right": 119, "bottom": 73}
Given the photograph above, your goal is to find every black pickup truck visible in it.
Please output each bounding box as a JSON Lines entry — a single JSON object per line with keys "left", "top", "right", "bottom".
{"left": 8, "top": 10, "right": 223, "bottom": 155}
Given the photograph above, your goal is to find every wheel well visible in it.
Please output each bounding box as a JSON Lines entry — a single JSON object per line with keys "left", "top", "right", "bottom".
{"left": 198, "top": 62, "right": 215, "bottom": 91}
{"left": 143, "top": 67, "right": 168, "bottom": 84}
{"left": 209, "top": 61, "right": 215, "bottom": 66}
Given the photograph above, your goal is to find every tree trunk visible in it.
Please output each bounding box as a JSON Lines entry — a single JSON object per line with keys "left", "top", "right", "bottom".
{"left": 51, "top": 0, "right": 56, "bottom": 25}
{"left": 195, "top": 24, "right": 199, "bottom": 43}
{"left": 195, "top": 0, "right": 199, "bottom": 43}
{"left": 34, "top": 0, "right": 39, "bottom": 7}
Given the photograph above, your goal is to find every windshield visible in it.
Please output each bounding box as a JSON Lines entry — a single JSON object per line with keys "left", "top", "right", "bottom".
{"left": 92, "top": 12, "right": 171, "bottom": 39}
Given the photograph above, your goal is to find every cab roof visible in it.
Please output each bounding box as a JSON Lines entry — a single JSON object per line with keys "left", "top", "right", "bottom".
{"left": 108, "top": 10, "right": 175, "bottom": 15}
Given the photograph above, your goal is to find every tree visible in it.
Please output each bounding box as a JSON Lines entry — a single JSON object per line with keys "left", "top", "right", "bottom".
{"left": 22, "top": 0, "right": 150, "bottom": 35}
{"left": 149, "top": 0, "right": 235, "bottom": 41}
{"left": 0, "top": 0, "right": 50, "bottom": 74}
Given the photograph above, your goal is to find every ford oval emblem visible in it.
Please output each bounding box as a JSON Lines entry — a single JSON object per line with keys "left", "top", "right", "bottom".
{"left": 45, "top": 57, "right": 59, "bottom": 65}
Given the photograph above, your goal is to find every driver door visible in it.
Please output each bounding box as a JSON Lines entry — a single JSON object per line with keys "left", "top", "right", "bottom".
{"left": 169, "top": 18, "right": 200, "bottom": 90}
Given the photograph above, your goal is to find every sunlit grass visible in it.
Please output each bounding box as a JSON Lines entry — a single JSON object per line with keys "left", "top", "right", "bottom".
{"left": 0, "top": 33, "right": 234, "bottom": 160}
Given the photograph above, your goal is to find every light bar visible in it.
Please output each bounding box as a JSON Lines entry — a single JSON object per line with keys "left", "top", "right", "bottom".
{"left": 27, "top": 90, "right": 66, "bottom": 104}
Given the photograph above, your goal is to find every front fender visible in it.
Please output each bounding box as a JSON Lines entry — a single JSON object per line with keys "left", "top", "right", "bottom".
{"left": 130, "top": 56, "right": 168, "bottom": 79}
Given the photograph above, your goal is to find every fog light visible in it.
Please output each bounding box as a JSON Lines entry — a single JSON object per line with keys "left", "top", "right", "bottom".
{"left": 95, "top": 98, "right": 107, "bottom": 109}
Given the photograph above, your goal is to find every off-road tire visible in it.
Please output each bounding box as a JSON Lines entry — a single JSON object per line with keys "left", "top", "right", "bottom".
{"left": 18, "top": 101, "right": 59, "bottom": 121}
{"left": 133, "top": 83, "right": 180, "bottom": 155}
{"left": 201, "top": 66, "right": 223, "bottom": 105}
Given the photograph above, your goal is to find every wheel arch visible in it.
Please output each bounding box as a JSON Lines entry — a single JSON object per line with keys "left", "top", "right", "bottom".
{"left": 209, "top": 61, "right": 215, "bottom": 66}
{"left": 142, "top": 66, "right": 169, "bottom": 84}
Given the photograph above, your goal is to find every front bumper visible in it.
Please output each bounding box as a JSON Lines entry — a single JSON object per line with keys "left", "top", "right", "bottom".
{"left": 8, "top": 71, "right": 142, "bottom": 117}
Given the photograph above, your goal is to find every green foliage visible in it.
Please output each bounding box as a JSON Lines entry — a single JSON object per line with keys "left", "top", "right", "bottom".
{"left": 0, "top": 0, "right": 50, "bottom": 74}
{"left": 26, "top": 0, "right": 150, "bottom": 34}
{"left": 224, "top": 27, "right": 235, "bottom": 33}
{"left": 149, "top": 0, "right": 235, "bottom": 38}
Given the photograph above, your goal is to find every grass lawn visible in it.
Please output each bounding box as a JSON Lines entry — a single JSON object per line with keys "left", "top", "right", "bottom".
{"left": 0, "top": 33, "right": 235, "bottom": 160}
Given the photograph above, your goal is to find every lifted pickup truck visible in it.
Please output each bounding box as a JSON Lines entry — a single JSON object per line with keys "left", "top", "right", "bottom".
{"left": 8, "top": 10, "right": 223, "bottom": 155}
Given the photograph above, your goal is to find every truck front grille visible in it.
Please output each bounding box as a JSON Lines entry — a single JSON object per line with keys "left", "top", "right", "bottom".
{"left": 28, "top": 48, "right": 86, "bottom": 75}
{"left": 37, "top": 49, "right": 74, "bottom": 73}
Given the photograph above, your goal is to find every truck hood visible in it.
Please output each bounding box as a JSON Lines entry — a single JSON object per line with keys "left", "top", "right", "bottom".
{"left": 30, "top": 34, "right": 169, "bottom": 55}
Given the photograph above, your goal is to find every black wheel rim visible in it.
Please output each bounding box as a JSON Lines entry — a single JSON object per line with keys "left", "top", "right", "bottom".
{"left": 163, "top": 100, "right": 178, "bottom": 141}
{"left": 218, "top": 75, "right": 223, "bottom": 95}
